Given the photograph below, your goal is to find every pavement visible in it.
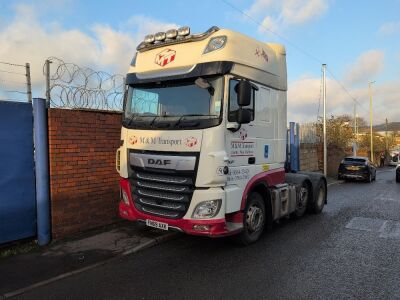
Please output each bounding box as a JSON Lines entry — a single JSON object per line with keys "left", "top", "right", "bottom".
{"left": 0, "top": 221, "right": 177, "bottom": 298}
{"left": 1, "top": 167, "right": 397, "bottom": 299}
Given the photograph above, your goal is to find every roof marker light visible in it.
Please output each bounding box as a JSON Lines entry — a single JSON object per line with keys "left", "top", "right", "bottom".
{"left": 177, "top": 26, "right": 190, "bottom": 36}
{"left": 166, "top": 29, "right": 178, "bottom": 39}
{"left": 154, "top": 32, "right": 166, "bottom": 41}
{"left": 203, "top": 36, "right": 227, "bottom": 54}
{"left": 144, "top": 34, "right": 155, "bottom": 44}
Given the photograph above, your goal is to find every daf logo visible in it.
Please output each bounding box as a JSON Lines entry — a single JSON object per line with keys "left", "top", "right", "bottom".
{"left": 147, "top": 158, "right": 171, "bottom": 166}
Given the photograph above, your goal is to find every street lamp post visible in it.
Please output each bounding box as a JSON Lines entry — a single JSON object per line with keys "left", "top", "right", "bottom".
{"left": 369, "top": 81, "right": 375, "bottom": 162}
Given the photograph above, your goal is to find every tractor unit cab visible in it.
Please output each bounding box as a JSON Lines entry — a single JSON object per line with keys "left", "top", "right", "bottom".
{"left": 116, "top": 26, "right": 326, "bottom": 244}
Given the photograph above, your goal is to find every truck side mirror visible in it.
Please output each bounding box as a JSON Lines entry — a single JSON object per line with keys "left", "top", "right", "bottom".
{"left": 237, "top": 108, "right": 251, "bottom": 124}
{"left": 235, "top": 80, "right": 252, "bottom": 106}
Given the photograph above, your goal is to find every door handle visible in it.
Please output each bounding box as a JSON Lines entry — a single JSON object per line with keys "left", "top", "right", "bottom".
{"left": 248, "top": 157, "right": 255, "bottom": 164}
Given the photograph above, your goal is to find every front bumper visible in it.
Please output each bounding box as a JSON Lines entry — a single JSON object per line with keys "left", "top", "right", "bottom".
{"left": 119, "top": 178, "right": 242, "bottom": 237}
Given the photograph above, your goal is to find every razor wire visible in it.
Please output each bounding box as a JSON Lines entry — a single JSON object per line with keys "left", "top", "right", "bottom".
{"left": 45, "top": 57, "right": 124, "bottom": 111}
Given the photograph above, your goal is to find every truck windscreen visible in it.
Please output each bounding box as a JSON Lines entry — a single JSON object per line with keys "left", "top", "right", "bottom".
{"left": 123, "top": 76, "right": 223, "bottom": 130}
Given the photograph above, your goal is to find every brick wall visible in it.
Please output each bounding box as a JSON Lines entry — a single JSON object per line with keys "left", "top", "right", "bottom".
{"left": 300, "top": 143, "right": 320, "bottom": 172}
{"left": 48, "top": 109, "right": 122, "bottom": 238}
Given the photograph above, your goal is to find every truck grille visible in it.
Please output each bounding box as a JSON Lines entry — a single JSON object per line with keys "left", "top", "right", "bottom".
{"left": 130, "top": 169, "right": 196, "bottom": 219}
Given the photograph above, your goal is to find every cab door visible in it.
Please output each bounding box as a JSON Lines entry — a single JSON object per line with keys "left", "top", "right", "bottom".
{"left": 224, "top": 78, "right": 257, "bottom": 213}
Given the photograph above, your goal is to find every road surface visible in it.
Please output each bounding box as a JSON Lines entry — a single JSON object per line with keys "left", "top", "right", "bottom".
{"left": 16, "top": 168, "right": 400, "bottom": 300}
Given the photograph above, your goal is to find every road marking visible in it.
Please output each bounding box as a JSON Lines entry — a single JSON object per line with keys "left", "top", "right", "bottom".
{"left": 346, "top": 217, "right": 400, "bottom": 239}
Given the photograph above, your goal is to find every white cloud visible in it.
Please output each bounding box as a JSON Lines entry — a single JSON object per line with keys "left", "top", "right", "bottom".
{"left": 344, "top": 50, "right": 384, "bottom": 86}
{"left": 288, "top": 68, "right": 400, "bottom": 125}
{"left": 0, "top": 4, "right": 177, "bottom": 98}
{"left": 246, "top": 0, "right": 329, "bottom": 32}
{"left": 378, "top": 21, "right": 400, "bottom": 36}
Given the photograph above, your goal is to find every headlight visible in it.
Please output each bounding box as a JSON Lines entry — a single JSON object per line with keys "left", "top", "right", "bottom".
{"left": 192, "top": 200, "right": 221, "bottom": 219}
{"left": 121, "top": 189, "right": 130, "bottom": 205}
{"left": 203, "top": 36, "right": 227, "bottom": 54}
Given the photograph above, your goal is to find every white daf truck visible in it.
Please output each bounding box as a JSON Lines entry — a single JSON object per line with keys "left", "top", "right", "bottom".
{"left": 116, "top": 26, "right": 327, "bottom": 244}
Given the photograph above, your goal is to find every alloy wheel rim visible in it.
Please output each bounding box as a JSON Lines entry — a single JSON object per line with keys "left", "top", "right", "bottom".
{"left": 246, "top": 204, "right": 264, "bottom": 233}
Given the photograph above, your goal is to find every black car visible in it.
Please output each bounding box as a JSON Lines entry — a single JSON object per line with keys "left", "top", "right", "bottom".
{"left": 338, "top": 156, "right": 376, "bottom": 182}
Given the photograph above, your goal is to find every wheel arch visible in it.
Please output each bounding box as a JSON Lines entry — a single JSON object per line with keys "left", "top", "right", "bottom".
{"left": 240, "top": 168, "right": 285, "bottom": 230}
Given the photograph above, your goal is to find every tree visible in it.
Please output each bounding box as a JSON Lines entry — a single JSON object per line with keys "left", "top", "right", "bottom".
{"left": 317, "top": 115, "right": 354, "bottom": 149}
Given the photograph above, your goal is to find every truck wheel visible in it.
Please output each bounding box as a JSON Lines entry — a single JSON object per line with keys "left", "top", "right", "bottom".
{"left": 237, "top": 192, "right": 266, "bottom": 245}
{"left": 292, "top": 182, "right": 309, "bottom": 218}
{"left": 312, "top": 179, "right": 326, "bottom": 214}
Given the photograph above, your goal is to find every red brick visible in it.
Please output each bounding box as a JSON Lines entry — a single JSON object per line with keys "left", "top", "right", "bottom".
{"left": 48, "top": 108, "right": 122, "bottom": 239}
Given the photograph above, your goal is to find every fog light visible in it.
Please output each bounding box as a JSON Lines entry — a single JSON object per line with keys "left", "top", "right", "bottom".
{"left": 121, "top": 189, "right": 130, "bottom": 205}
{"left": 193, "top": 224, "right": 211, "bottom": 231}
{"left": 192, "top": 200, "right": 222, "bottom": 219}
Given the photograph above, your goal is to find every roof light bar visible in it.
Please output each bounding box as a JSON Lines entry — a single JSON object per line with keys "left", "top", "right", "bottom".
{"left": 136, "top": 26, "right": 220, "bottom": 52}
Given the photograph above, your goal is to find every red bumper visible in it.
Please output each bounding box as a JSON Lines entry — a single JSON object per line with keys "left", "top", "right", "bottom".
{"left": 119, "top": 178, "right": 241, "bottom": 237}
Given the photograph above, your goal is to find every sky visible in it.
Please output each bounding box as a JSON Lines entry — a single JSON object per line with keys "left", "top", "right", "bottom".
{"left": 0, "top": 0, "right": 399, "bottom": 124}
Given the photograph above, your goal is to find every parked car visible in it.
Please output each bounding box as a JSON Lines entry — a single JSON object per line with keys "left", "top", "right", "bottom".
{"left": 338, "top": 156, "right": 376, "bottom": 182}
{"left": 389, "top": 151, "right": 400, "bottom": 166}
{"left": 396, "top": 165, "right": 400, "bottom": 183}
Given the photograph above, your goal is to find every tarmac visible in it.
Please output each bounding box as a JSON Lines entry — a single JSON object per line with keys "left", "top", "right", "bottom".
{"left": 0, "top": 176, "right": 341, "bottom": 299}
{"left": 0, "top": 221, "right": 177, "bottom": 299}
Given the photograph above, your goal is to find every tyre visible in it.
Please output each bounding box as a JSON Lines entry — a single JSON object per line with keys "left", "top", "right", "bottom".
{"left": 366, "top": 173, "right": 372, "bottom": 183}
{"left": 236, "top": 192, "right": 266, "bottom": 245}
{"left": 292, "top": 181, "right": 310, "bottom": 218}
{"left": 312, "top": 179, "right": 326, "bottom": 214}
{"left": 396, "top": 174, "right": 400, "bottom": 183}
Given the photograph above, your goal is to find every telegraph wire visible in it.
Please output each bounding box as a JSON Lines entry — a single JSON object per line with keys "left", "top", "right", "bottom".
{"left": 0, "top": 61, "right": 25, "bottom": 68}
{"left": 221, "top": 0, "right": 387, "bottom": 125}
{"left": 0, "top": 69, "right": 26, "bottom": 76}
{"left": 220, "top": 0, "right": 323, "bottom": 66}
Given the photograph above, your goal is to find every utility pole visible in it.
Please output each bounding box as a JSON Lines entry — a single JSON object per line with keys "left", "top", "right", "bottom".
{"left": 322, "top": 64, "right": 327, "bottom": 176}
{"left": 353, "top": 102, "right": 357, "bottom": 156}
{"left": 385, "top": 118, "right": 389, "bottom": 153}
{"left": 369, "top": 81, "right": 375, "bottom": 162}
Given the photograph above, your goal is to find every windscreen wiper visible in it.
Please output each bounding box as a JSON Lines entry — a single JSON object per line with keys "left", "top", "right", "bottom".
{"left": 175, "top": 114, "right": 214, "bottom": 127}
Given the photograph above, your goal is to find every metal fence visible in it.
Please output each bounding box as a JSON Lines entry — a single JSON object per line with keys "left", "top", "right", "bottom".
{"left": 0, "top": 61, "right": 32, "bottom": 102}
{"left": 299, "top": 122, "right": 321, "bottom": 144}
{"left": 44, "top": 57, "right": 124, "bottom": 111}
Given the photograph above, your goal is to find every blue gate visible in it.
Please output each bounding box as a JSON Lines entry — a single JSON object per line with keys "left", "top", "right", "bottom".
{"left": 0, "top": 101, "right": 36, "bottom": 244}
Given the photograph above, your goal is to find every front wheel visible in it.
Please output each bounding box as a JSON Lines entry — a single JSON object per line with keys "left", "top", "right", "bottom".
{"left": 237, "top": 192, "right": 266, "bottom": 245}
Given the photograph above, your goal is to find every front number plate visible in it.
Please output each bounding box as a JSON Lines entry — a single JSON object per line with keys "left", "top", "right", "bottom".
{"left": 146, "top": 219, "right": 169, "bottom": 231}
